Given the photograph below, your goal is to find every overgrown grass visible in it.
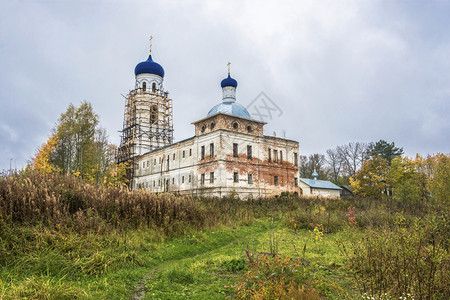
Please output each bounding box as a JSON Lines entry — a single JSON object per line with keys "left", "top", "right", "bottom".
{"left": 0, "top": 170, "right": 448, "bottom": 299}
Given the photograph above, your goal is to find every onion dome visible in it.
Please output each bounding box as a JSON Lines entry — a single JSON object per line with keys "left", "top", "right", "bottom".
{"left": 221, "top": 74, "right": 237, "bottom": 88}
{"left": 312, "top": 170, "right": 319, "bottom": 179}
{"left": 207, "top": 102, "right": 251, "bottom": 119}
{"left": 134, "top": 55, "right": 165, "bottom": 78}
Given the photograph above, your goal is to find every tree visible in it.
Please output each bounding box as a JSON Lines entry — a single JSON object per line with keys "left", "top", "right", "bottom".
{"left": 337, "top": 142, "right": 368, "bottom": 177}
{"left": 367, "top": 140, "right": 403, "bottom": 163}
{"left": 299, "top": 154, "right": 326, "bottom": 179}
{"left": 388, "top": 156, "right": 427, "bottom": 203}
{"left": 30, "top": 132, "right": 59, "bottom": 174}
{"left": 30, "top": 102, "right": 125, "bottom": 185}
{"left": 426, "top": 153, "right": 450, "bottom": 204}
{"left": 350, "top": 157, "right": 390, "bottom": 198}
{"left": 325, "top": 148, "right": 342, "bottom": 182}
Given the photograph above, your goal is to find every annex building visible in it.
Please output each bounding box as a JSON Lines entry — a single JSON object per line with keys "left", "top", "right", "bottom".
{"left": 118, "top": 40, "right": 300, "bottom": 198}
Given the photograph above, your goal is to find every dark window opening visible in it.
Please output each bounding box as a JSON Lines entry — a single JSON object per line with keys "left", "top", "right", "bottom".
{"left": 173, "top": 153, "right": 175, "bottom": 160}
{"left": 210, "top": 143, "right": 214, "bottom": 158}
{"left": 294, "top": 153, "right": 298, "bottom": 166}
{"left": 233, "top": 122, "right": 238, "bottom": 129}
{"left": 280, "top": 151, "right": 283, "bottom": 164}
{"left": 268, "top": 148, "right": 271, "bottom": 162}
{"left": 210, "top": 172, "right": 214, "bottom": 183}
{"left": 152, "top": 82, "right": 156, "bottom": 91}
{"left": 274, "top": 150, "right": 278, "bottom": 163}
{"left": 233, "top": 172, "right": 239, "bottom": 183}
{"left": 142, "top": 82, "right": 147, "bottom": 91}
{"left": 201, "top": 145, "right": 205, "bottom": 160}
{"left": 189, "top": 149, "right": 192, "bottom": 156}
{"left": 274, "top": 176, "right": 279, "bottom": 186}
{"left": 189, "top": 174, "right": 191, "bottom": 183}
{"left": 201, "top": 125, "right": 206, "bottom": 132}
{"left": 247, "top": 126, "right": 252, "bottom": 133}
{"left": 248, "top": 173, "right": 253, "bottom": 184}
{"left": 201, "top": 174, "right": 205, "bottom": 185}
{"left": 182, "top": 176, "right": 185, "bottom": 184}
{"left": 210, "top": 122, "right": 215, "bottom": 130}
{"left": 183, "top": 150, "right": 185, "bottom": 158}
{"left": 150, "top": 105, "right": 158, "bottom": 124}
{"left": 247, "top": 145, "right": 252, "bottom": 160}
{"left": 172, "top": 178, "right": 174, "bottom": 184}
{"left": 294, "top": 177, "right": 298, "bottom": 187}
{"left": 233, "top": 143, "right": 238, "bottom": 157}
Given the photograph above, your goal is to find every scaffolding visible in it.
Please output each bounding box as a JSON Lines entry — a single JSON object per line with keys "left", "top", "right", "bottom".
{"left": 117, "top": 87, "right": 173, "bottom": 184}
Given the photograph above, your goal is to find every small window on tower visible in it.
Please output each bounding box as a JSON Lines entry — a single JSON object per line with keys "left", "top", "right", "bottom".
{"left": 201, "top": 125, "right": 206, "bottom": 133}
{"left": 232, "top": 122, "right": 238, "bottom": 130}
{"left": 247, "top": 126, "right": 252, "bottom": 133}
{"left": 210, "top": 122, "right": 215, "bottom": 130}
{"left": 142, "top": 82, "right": 147, "bottom": 91}
{"left": 152, "top": 82, "right": 156, "bottom": 91}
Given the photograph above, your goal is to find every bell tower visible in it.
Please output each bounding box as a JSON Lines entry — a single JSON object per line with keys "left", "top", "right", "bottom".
{"left": 117, "top": 37, "right": 174, "bottom": 183}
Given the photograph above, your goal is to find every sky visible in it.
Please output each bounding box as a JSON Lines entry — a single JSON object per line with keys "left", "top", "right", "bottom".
{"left": 0, "top": 0, "right": 449, "bottom": 171}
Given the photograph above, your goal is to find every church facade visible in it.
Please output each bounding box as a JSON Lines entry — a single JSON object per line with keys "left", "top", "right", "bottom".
{"left": 120, "top": 41, "right": 300, "bottom": 198}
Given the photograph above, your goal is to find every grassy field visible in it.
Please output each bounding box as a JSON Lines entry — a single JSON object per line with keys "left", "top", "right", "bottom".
{"left": 1, "top": 171, "right": 448, "bottom": 299}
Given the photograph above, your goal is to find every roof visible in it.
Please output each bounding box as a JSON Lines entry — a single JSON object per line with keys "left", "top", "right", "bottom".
{"left": 299, "top": 178, "right": 342, "bottom": 190}
{"left": 134, "top": 55, "right": 165, "bottom": 77}
{"left": 206, "top": 102, "right": 252, "bottom": 119}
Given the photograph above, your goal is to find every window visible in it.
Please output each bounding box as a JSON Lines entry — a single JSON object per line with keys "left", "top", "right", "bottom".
{"left": 201, "top": 145, "right": 205, "bottom": 160}
{"left": 189, "top": 174, "right": 191, "bottom": 183}
{"left": 172, "top": 178, "right": 174, "bottom": 184}
{"left": 294, "top": 177, "right": 298, "bottom": 187}
{"left": 182, "top": 176, "right": 185, "bottom": 184}
{"left": 247, "top": 126, "right": 252, "bottom": 133}
{"left": 158, "top": 179, "right": 161, "bottom": 186}
{"left": 268, "top": 148, "right": 271, "bottom": 162}
{"left": 210, "top": 172, "right": 214, "bottom": 183}
{"left": 154, "top": 159, "right": 156, "bottom": 165}
{"left": 232, "top": 122, "right": 238, "bottom": 129}
{"left": 189, "top": 149, "right": 192, "bottom": 156}
{"left": 274, "top": 150, "right": 278, "bottom": 163}
{"left": 146, "top": 161, "right": 149, "bottom": 168}
{"left": 183, "top": 150, "right": 185, "bottom": 158}
{"left": 280, "top": 151, "right": 283, "bottom": 164}
{"left": 233, "top": 143, "right": 238, "bottom": 157}
{"left": 152, "top": 82, "right": 156, "bottom": 91}
{"left": 274, "top": 176, "right": 279, "bottom": 186}
{"left": 150, "top": 105, "right": 158, "bottom": 124}
{"left": 142, "top": 162, "right": 145, "bottom": 168}
{"left": 173, "top": 153, "right": 175, "bottom": 160}
{"left": 247, "top": 145, "right": 252, "bottom": 160}
{"left": 210, "top": 143, "right": 214, "bottom": 158}
{"left": 201, "top": 125, "right": 206, "bottom": 132}
{"left": 142, "top": 82, "right": 146, "bottom": 91}
{"left": 248, "top": 173, "right": 253, "bottom": 184}
{"left": 233, "top": 172, "right": 239, "bottom": 183}
{"left": 153, "top": 181, "right": 155, "bottom": 187}
{"left": 294, "top": 152, "right": 298, "bottom": 166}
{"left": 201, "top": 174, "right": 205, "bottom": 185}
{"left": 210, "top": 122, "right": 215, "bottom": 130}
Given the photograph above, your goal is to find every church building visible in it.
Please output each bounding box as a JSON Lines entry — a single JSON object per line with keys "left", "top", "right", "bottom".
{"left": 118, "top": 39, "right": 300, "bottom": 198}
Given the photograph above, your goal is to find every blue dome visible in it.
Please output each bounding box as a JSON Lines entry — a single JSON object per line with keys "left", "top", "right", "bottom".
{"left": 207, "top": 102, "right": 252, "bottom": 119}
{"left": 221, "top": 74, "right": 237, "bottom": 88}
{"left": 134, "top": 55, "right": 165, "bottom": 77}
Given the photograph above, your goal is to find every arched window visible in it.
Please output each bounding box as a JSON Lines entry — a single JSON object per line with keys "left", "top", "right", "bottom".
{"left": 142, "top": 82, "right": 146, "bottom": 91}
{"left": 152, "top": 82, "right": 156, "bottom": 91}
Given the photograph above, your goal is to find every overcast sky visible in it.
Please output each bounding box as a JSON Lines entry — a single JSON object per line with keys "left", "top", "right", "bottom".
{"left": 1, "top": 0, "right": 449, "bottom": 171}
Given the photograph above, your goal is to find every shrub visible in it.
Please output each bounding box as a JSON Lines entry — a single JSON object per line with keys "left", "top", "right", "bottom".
{"left": 345, "top": 214, "right": 450, "bottom": 299}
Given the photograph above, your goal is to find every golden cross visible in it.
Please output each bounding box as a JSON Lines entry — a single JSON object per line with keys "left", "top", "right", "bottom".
{"left": 149, "top": 35, "right": 153, "bottom": 54}
{"left": 227, "top": 62, "right": 231, "bottom": 74}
